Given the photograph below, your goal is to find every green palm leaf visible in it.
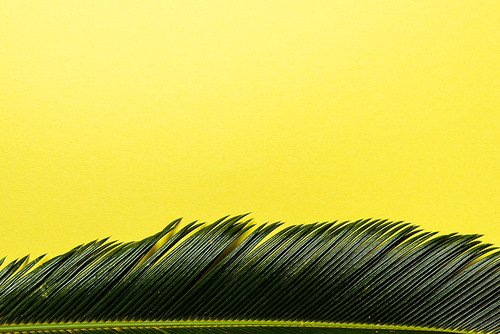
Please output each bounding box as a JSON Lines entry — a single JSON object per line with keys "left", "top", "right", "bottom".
{"left": 0, "top": 215, "right": 499, "bottom": 334}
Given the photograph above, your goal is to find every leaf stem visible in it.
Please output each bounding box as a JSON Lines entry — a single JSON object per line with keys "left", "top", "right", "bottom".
{"left": 0, "top": 321, "right": 471, "bottom": 333}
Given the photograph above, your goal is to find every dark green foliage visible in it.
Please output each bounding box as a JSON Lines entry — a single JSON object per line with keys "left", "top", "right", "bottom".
{"left": 0, "top": 215, "right": 499, "bottom": 333}
{"left": 0, "top": 327, "right": 452, "bottom": 334}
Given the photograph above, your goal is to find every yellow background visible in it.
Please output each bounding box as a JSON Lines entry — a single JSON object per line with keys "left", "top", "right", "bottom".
{"left": 1, "top": 1, "right": 499, "bottom": 260}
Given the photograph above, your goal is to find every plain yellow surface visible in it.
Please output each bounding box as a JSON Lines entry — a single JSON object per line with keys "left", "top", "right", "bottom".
{"left": 1, "top": 1, "right": 499, "bottom": 261}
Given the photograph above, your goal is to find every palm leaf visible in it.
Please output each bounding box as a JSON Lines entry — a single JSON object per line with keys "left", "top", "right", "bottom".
{"left": 1, "top": 215, "right": 499, "bottom": 334}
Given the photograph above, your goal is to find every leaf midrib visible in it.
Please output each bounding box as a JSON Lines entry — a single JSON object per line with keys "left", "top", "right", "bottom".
{"left": 0, "top": 321, "right": 469, "bottom": 333}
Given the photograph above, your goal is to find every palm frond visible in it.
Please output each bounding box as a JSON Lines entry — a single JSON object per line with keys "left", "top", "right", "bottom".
{"left": 1, "top": 215, "right": 499, "bottom": 334}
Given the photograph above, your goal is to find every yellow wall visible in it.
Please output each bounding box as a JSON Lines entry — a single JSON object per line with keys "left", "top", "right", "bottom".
{"left": 1, "top": 1, "right": 499, "bottom": 260}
